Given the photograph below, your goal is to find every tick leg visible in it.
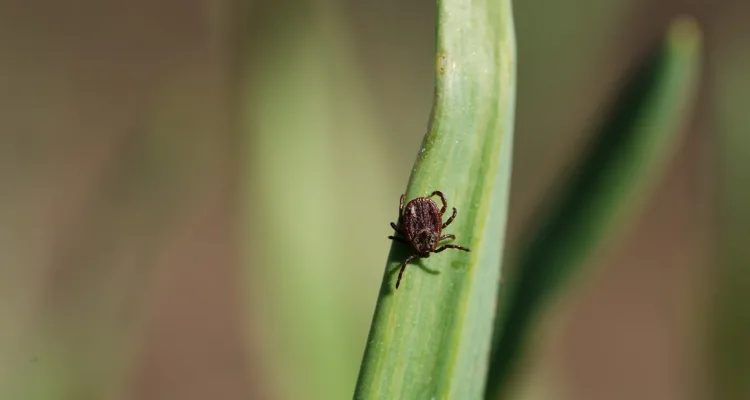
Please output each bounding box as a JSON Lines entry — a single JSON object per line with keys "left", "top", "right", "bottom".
{"left": 439, "top": 234, "right": 455, "bottom": 242}
{"left": 429, "top": 191, "right": 448, "bottom": 215}
{"left": 390, "top": 222, "right": 404, "bottom": 235}
{"left": 433, "top": 244, "right": 471, "bottom": 253}
{"left": 442, "top": 207, "right": 457, "bottom": 228}
{"left": 399, "top": 194, "right": 405, "bottom": 214}
{"left": 396, "top": 254, "right": 416, "bottom": 289}
{"left": 388, "top": 235, "right": 408, "bottom": 244}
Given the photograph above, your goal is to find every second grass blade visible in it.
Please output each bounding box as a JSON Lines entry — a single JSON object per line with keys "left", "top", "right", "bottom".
{"left": 485, "top": 16, "right": 703, "bottom": 399}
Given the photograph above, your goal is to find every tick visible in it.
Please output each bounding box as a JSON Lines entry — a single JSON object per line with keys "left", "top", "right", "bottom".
{"left": 388, "top": 190, "right": 471, "bottom": 289}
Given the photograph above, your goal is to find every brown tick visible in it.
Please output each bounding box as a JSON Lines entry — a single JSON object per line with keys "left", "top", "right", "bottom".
{"left": 388, "top": 190, "right": 470, "bottom": 289}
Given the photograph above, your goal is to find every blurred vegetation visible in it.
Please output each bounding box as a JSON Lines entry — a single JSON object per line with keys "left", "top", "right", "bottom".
{"left": 487, "top": 16, "right": 702, "bottom": 399}
{"left": 712, "top": 6, "right": 750, "bottom": 399}
{"left": 237, "top": 2, "right": 391, "bottom": 398}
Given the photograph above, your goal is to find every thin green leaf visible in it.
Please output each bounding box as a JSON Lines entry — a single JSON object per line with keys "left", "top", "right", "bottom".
{"left": 354, "top": 0, "right": 516, "bottom": 399}
{"left": 485, "top": 16, "right": 702, "bottom": 399}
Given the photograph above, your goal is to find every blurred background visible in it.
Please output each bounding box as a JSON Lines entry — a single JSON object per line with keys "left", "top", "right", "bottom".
{"left": 0, "top": 0, "right": 747, "bottom": 399}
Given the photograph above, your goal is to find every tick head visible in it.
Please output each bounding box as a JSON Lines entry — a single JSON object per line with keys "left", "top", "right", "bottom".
{"left": 412, "top": 229, "right": 438, "bottom": 253}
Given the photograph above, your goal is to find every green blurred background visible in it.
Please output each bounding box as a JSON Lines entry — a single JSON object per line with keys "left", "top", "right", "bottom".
{"left": 0, "top": 0, "right": 746, "bottom": 399}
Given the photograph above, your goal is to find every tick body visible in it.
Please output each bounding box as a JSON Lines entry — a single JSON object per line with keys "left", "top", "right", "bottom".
{"left": 388, "top": 190, "right": 470, "bottom": 289}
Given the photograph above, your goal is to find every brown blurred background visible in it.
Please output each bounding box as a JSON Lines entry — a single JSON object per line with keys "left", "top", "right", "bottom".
{"left": 0, "top": 0, "right": 747, "bottom": 399}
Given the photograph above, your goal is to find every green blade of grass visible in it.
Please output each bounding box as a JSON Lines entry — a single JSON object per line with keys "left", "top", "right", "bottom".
{"left": 354, "top": 0, "right": 516, "bottom": 398}
{"left": 485, "top": 16, "right": 702, "bottom": 399}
